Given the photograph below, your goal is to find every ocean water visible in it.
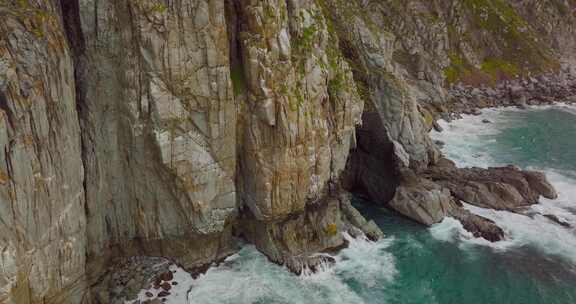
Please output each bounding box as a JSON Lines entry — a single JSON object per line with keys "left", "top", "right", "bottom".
{"left": 157, "top": 105, "right": 576, "bottom": 304}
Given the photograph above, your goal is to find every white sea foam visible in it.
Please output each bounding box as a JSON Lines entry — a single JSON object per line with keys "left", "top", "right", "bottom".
{"left": 462, "top": 202, "right": 576, "bottom": 264}
{"left": 154, "top": 104, "right": 576, "bottom": 304}
{"left": 185, "top": 234, "right": 397, "bottom": 304}
{"left": 430, "top": 105, "right": 576, "bottom": 265}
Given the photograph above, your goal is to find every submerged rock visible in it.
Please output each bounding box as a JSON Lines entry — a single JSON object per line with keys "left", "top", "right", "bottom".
{"left": 541, "top": 214, "right": 572, "bottom": 228}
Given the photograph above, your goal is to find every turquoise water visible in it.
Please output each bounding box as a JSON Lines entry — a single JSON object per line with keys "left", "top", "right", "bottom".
{"left": 185, "top": 105, "right": 576, "bottom": 304}
{"left": 482, "top": 108, "right": 576, "bottom": 176}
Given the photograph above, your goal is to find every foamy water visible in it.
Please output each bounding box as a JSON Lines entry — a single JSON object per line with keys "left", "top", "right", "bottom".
{"left": 135, "top": 104, "right": 576, "bottom": 304}
{"left": 186, "top": 234, "right": 397, "bottom": 304}
{"left": 430, "top": 104, "right": 576, "bottom": 267}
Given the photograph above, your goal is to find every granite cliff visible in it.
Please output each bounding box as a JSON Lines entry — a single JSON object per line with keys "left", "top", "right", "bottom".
{"left": 0, "top": 0, "right": 574, "bottom": 303}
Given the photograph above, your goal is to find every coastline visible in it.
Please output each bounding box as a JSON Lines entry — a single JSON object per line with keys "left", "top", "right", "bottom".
{"left": 430, "top": 106, "right": 576, "bottom": 265}
{"left": 426, "top": 67, "right": 576, "bottom": 127}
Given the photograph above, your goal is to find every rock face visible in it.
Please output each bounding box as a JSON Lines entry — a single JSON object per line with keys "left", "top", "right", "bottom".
{"left": 67, "top": 0, "right": 239, "bottom": 279}
{"left": 232, "top": 0, "right": 366, "bottom": 270}
{"left": 0, "top": 0, "right": 574, "bottom": 303}
{"left": 377, "top": 156, "right": 557, "bottom": 242}
{"left": 1, "top": 2, "right": 87, "bottom": 303}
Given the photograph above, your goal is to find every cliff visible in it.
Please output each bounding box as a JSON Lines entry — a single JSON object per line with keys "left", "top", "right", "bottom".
{"left": 0, "top": 0, "right": 574, "bottom": 303}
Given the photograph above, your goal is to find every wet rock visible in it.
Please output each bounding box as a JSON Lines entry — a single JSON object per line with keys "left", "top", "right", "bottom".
{"left": 523, "top": 171, "right": 558, "bottom": 200}
{"left": 434, "top": 140, "right": 445, "bottom": 148}
{"left": 449, "top": 208, "right": 505, "bottom": 242}
{"left": 158, "top": 291, "right": 170, "bottom": 298}
{"left": 425, "top": 159, "right": 557, "bottom": 211}
{"left": 381, "top": 169, "right": 506, "bottom": 242}
{"left": 159, "top": 271, "right": 173, "bottom": 282}
{"left": 433, "top": 120, "right": 444, "bottom": 132}
{"left": 285, "top": 255, "right": 336, "bottom": 275}
{"left": 542, "top": 214, "right": 572, "bottom": 228}
{"left": 160, "top": 282, "right": 172, "bottom": 291}
{"left": 340, "top": 196, "right": 384, "bottom": 241}
{"left": 93, "top": 257, "right": 173, "bottom": 303}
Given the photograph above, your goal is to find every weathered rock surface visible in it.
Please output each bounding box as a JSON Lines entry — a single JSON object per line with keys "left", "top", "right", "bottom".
{"left": 0, "top": 0, "right": 573, "bottom": 302}
{"left": 71, "top": 0, "right": 239, "bottom": 274}
{"left": 449, "top": 208, "right": 505, "bottom": 242}
{"left": 230, "top": 0, "right": 372, "bottom": 271}
{"left": 380, "top": 157, "right": 557, "bottom": 242}
{"left": 1, "top": 2, "right": 87, "bottom": 303}
{"left": 240, "top": 192, "right": 383, "bottom": 274}
{"left": 389, "top": 171, "right": 456, "bottom": 226}
{"left": 384, "top": 169, "right": 505, "bottom": 242}
{"left": 425, "top": 158, "right": 558, "bottom": 211}
{"left": 340, "top": 196, "right": 384, "bottom": 241}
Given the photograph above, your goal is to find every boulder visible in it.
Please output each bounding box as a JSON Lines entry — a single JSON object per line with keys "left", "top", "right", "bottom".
{"left": 449, "top": 208, "right": 505, "bottom": 242}
{"left": 389, "top": 184, "right": 456, "bottom": 226}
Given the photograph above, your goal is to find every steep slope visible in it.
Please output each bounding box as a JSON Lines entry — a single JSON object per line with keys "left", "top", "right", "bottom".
{"left": 0, "top": 0, "right": 574, "bottom": 303}
{"left": 0, "top": 2, "right": 86, "bottom": 303}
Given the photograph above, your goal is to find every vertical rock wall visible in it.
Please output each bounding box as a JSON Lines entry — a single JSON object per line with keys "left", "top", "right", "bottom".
{"left": 0, "top": 2, "right": 86, "bottom": 303}
{"left": 0, "top": 0, "right": 574, "bottom": 302}
{"left": 72, "top": 0, "right": 238, "bottom": 271}
{"left": 233, "top": 0, "right": 366, "bottom": 268}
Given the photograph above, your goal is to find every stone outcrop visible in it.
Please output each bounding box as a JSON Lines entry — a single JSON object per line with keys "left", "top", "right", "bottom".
{"left": 231, "top": 0, "right": 368, "bottom": 271}
{"left": 389, "top": 170, "right": 456, "bottom": 226}
{"left": 384, "top": 169, "right": 506, "bottom": 242}
{"left": 379, "top": 156, "right": 557, "bottom": 242}
{"left": 1, "top": 0, "right": 574, "bottom": 302}
{"left": 68, "top": 0, "right": 240, "bottom": 280}
{"left": 425, "top": 158, "right": 558, "bottom": 211}
{"left": 449, "top": 208, "right": 505, "bottom": 242}
{"left": 0, "top": 0, "right": 376, "bottom": 302}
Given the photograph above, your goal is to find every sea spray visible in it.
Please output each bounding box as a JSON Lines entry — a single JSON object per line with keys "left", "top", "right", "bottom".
{"left": 187, "top": 235, "right": 396, "bottom": 304}
{"left": 180, "top": 105, "right": 576, "bottom": 304}
{"left": 431, "top": 105, "right": 576, "bottom": 267}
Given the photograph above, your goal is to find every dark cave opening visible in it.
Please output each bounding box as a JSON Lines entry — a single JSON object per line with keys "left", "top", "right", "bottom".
{"left": 343, "top": 109, "right": 401, "bottom": 208}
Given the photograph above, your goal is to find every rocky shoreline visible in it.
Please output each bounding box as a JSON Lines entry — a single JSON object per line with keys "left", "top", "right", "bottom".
{"left": 2, "top": 0, "right": 576, "bottom": 302}
{"left": 384, "top": 69, "right": 576, "bottom": 243}
{"left": 437, "top": 67, "right": 576, "bottom": 121}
